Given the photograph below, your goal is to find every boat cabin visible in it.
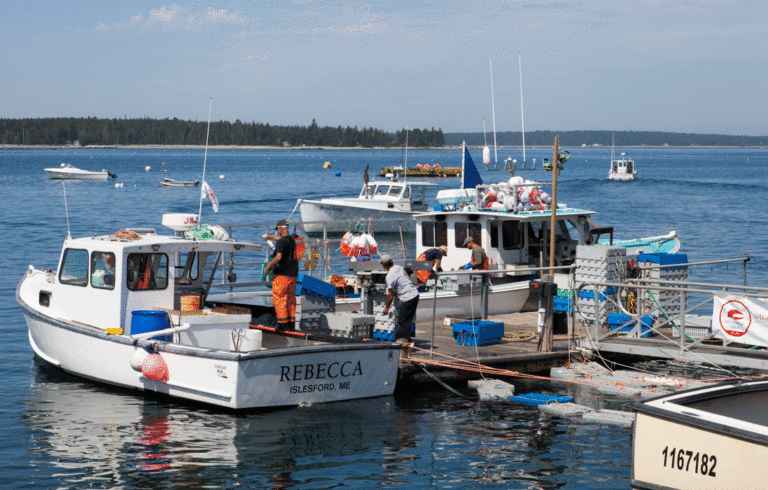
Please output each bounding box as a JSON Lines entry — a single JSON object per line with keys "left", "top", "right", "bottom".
{"left": 47, "top": 230, "right": 261, "bottom": 334}
{"left": 415, "top": 206, "right": 596, "bottom": 272}
{"left": 358, "top": 179, "right": 434, "bottom": 212}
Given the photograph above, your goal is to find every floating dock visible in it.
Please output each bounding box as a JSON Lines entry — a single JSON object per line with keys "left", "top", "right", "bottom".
{"left": 379, "top": 166, "right": 461, "bottom": 178}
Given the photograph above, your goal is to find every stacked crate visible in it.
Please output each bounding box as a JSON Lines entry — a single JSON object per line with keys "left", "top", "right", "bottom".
{"left": 295, "top": 274, "right": 336, "bottom": 332}
{"left": 575, "top": 245, "right": 627, "bottom": 326}
{"left": 368, "top": 290, "right": 415, "bottom": 342}
{"left": 637, "top": 253, "right": 688, "bottom": 320}
{"left": 320, "top": 312, "right": 376, "bottom": 339}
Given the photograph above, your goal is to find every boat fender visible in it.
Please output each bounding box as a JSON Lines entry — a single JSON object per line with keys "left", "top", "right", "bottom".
{"left": 141, "top": 353, "right": 169, "bottom": 382}
{"left": 129, "top": 348, "right": 149, "bottom": 372}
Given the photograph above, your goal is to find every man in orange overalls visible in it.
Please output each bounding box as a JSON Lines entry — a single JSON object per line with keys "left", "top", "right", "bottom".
{"left": 264, "top": 220, "right": 298, "bottom": 332}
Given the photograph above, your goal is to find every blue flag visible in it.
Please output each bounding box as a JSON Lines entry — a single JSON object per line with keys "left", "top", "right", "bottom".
{"left": 462, "top": 146, "right": 483, "bottom": 189}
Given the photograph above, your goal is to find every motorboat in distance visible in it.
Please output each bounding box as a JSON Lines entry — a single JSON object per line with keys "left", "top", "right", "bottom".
{"left": 44, "top": 163, "right": 116, "bottom": 180}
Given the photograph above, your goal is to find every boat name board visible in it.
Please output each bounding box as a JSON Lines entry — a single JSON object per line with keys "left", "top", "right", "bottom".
{"left": 281, "top": 360, "right": 363, "bottom": 394}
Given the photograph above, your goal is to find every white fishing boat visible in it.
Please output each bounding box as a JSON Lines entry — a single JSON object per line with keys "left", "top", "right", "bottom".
{"left": 632, "top": 378, "right": 768, "bottom": 490}
{"left": 16, "top": 213, "right": 400, "bottom": 409}
{"left": 158, "top": 177, "right": 200, "bottom": 187}
{"left": 297, "top": 167, "right": 437, "bottom": 234}
{"left": 334, "top": 143, "right": 677, "bottom": 318}
{"left": 608, "top": 135, "right": 636, "bottom": 181}
{"left": 44, "top": 163, "right": 116, "bottom": 180}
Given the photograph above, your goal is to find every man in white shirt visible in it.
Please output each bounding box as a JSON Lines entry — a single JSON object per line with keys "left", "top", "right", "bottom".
{"left": 381, "top": 254, "right": 420, "bottom": 343}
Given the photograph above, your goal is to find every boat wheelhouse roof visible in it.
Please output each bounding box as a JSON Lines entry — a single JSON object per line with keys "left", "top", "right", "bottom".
{"left": 64, "top": 232, "right": 262, "bottom": 253}
{"left": 365, "top": 179, "right": 439, "bottom": 188}
{"left": 415, "top": 205, "right": 596, "bottom": 222}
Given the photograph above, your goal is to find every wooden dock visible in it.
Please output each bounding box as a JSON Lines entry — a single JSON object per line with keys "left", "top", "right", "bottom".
{"left": 398, "top": 312, "right": 578, "bottom": 385}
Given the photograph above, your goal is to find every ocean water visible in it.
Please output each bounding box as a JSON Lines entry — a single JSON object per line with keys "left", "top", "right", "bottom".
{"left": 2, "top": 146, "right": 767, "bottom": 489}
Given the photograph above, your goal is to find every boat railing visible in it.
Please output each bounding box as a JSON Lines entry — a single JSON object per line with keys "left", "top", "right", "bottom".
{"left": 202, "top": 217, "right": 423, "bottom": 292}
{"left": 572, "top": 255, "right": 768, "bottom": 370}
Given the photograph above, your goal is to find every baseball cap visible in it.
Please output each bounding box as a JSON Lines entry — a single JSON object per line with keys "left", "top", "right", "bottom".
{"left": 438, "top": 245, "right": 448, "bottom": 255}
{"left": 379, "top": 254, "right": 393, "bottom": 264}
{"left": 275, "top": 219, "right": 288, "bottom": 230}
{"left": 462, "top": 237, "right": 473, "bottom": 246}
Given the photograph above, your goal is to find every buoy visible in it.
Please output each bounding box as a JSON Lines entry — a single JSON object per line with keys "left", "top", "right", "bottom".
{"left": 483, "top": 146, "right": 491, "bottom": 165}
{"left": 145, "top": 166, "right": 152, "bottom": 172}
{"left": 162, "top": 162, "right": 166, "bottom": 165}
{"left": 219, "top": 174, "right": 225, "bottom": 179}
{"left": 335, "top": 170, "right": 341, "bottom": 176}
{"left": 324, "top": 161, "right": 331, "bottom": 169}
{"left": 141, "top": 353, "right": 169, "bottom": 382}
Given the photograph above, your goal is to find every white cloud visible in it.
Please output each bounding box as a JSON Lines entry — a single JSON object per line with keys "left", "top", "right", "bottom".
{"left": 95, "top": 4, "right": 246, "bottom": 32}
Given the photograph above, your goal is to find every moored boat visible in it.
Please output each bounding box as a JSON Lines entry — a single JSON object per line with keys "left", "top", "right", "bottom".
{"left": 44, "top": 163, "right": 116, "bottom": 180}
{"left": 16, "top": 213, "right": 400, "bottom": 409}
{"left": 632, "top": 378, "right": 768, "bottom": 490}
{"left": 158, "top": 177, "right": 200, "bottom": 187}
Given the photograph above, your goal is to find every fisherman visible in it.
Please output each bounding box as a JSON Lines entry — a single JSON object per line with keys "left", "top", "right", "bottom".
{"left": 380, "top": 254, "right": 420, "bottom": 345}
{"left": 463, "top": 236, "right": 488, "bottom": 270}
{"left": 264, "top": 219, "right": 299, "bottom": 332}
{"left": 423, "top": 245, "right": 448, "bottom": 274}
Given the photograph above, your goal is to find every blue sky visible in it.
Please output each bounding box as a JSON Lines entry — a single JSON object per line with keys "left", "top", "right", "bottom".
{"left": 2, "top": 1, "right": 766, "bottom": 135}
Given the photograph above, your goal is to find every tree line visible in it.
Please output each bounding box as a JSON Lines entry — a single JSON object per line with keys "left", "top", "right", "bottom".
{"left": 0, "top": 117, "right": 445, "bottom": 148}
{"left": 445, "top": 130, "right": 768, "bottom": 147}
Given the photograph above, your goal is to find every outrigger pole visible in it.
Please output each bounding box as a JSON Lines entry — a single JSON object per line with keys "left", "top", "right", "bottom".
{"left": 198, "top": 98, "right": 213, "bottom": 223}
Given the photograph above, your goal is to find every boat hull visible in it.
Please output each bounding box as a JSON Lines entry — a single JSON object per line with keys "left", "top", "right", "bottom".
{"left": 299, "top": 199, "right": 418, "bottom": 233}
{"left": 20, "top": 297, "right": 399, "bottom": 410}
{"left": 44, "top": 169, "right": 110, "bottom": 180}
{"left": 608, "top": 172, "right": 634, "bottom": 181}
{"left": 336, "top": 281, "right": 533, "bottom": 318}
{"left": 632, "top": 380, "right": 768, "bottom": 490}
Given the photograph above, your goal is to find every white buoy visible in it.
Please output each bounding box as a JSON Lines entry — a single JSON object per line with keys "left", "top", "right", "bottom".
{"left": 219, "top": 174, "right": 225, "bottom": 179}
{"left": 145, "top": 166, "right": 152, "bottom": 172}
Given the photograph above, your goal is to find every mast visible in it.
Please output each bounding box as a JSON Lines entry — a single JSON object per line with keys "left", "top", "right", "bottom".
{"left": 461, "top": 141, "right": 466, "bottom": 190}
{"left": 490, "top": 56, "right": 498, "bottom": 167}
{"left": 518, "top": 54, "right": 526, "bottom": 165}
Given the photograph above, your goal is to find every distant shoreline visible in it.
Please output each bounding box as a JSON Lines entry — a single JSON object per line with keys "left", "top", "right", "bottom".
{"left": 1, "top": 144, "right": 765, "bottom": 151}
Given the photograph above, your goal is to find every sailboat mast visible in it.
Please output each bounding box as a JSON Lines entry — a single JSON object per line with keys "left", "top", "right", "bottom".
{"left": 490, "top": 56, "right": 498, "bottom": 167}
{"left": 483, "top": 119, "right": 487, "bottom": 146}
{"left": 461, "top": 141, "right": 466, "bottom": 190}
{"left": 518, "top": 54, "right": 526, "bottom": 165}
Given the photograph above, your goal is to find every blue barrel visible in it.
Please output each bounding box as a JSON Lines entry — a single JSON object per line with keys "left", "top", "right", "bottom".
{"left": 131, "top": 310, "right": 172, "bottom": 341}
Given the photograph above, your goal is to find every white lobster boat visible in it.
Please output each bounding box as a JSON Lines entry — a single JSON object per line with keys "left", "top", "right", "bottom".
{"left": 632, "top": 379, "right": 768, "bottom": 490}
{"left": 297, "top": 170, "right": 437, "bottom": 233}
{"left": 16, "top": 214, "right": 400, "bottom": 409}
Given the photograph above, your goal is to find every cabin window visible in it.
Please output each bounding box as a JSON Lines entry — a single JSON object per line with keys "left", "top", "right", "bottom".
{"left": 502, "top": 221, "right": 521, "bottom": 250}
{"left": 126, "top": 253, "right": 168, "bottom": 291}
{"left": 59, "top": 248, "right": 89, "bottom": 287}
{"left": 388, "top": 186, "right": 401, "bottom": 197}
{"left": 177, "top": 251, "right": 199, "bottom": 284}
{"left": 490, "top": 222, "right": 499, "bottom": 249}
{"left": 455, "top": 222, "right": 482, "bottom": 248}
{"left": 90, "top": 252, "right": 116, "bottom": 290}
{"left": 422, "top": 221, "right": 447, "bottom": 247}
{"left": 403, "top": 187, "right": 410, "bottom": 199}
{"left": 375, "top": 185, "right": 389, "bottom": 195}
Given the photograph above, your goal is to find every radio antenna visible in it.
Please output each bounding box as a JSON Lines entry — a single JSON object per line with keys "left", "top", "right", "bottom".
{"left": 63, "top": 181, "right": 71, "bottom": 239}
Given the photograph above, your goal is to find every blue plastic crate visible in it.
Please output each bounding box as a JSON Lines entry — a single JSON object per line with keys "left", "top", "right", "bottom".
{"left": 452, "top": 320, "right": 504, "bottom": 340}
{"left": 509, "top": 393, "right": 573, "bottom": 405}
{"left": 454, "top": 331, "right": 502, "bottom": 346}
{"left": 553, "top": 297, "right": 573, "bottom": 313}
{"left": 295, "top": 274, "right": 336, "bottom": 301}
{"left": 373, "top": 324, "right": 415, "bottom": 342}
{"left": 638, "top": 253, "right": 688, "bottom": 270}
{"left": 608, "top": 313, "right": 654, "bottom": 338}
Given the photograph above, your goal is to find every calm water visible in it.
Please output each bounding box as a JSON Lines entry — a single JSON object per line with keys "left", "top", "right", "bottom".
{"left": 2, "top": 146, "right": 767, "bottom": 489}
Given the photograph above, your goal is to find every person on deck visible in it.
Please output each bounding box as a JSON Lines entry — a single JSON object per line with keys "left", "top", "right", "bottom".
{"left": 463, "top": 237, "right": 488, "bottom": 270}
{"left": 264, "top": 219, "right": 299, "bottom": 332}
{"left": 380, "top": 254, "right": 420, "bottom": 345}
{"left": 424, "top": 245, "right": 447, "bottom": 273}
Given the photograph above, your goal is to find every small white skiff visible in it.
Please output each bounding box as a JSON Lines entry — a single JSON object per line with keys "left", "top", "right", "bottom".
{"left": 16, "top": 214, "right": 399, "bottom": 409}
